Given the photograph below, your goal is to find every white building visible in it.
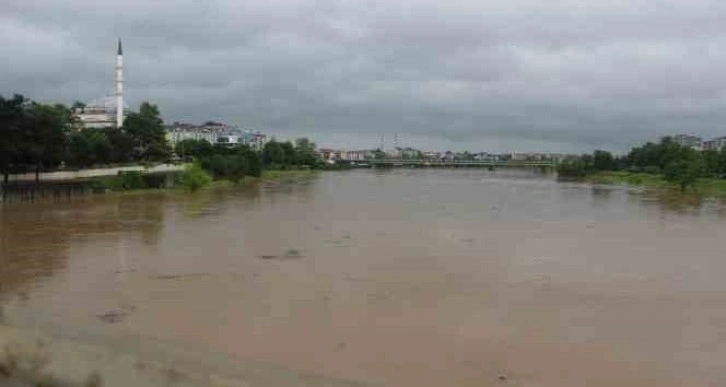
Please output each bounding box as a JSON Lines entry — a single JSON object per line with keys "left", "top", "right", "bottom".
{"left": 672, "top": 134, "right": 703, "bottom": 150}
{"left": 74, "top": 40, "right": 126, "bottom": 129}
{"left": 166, "top": 122, "right": 226, "bottom": 146}
{"left": 703, "top": 137, "right": 726, "bottom": 151}
{"left": 74, "top": 96, "right": 128, "bottom": 129}
{"left": 166, "top": 122, "right": 268, "bottom": 150}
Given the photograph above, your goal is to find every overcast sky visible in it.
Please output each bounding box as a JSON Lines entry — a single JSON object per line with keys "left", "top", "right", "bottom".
{"left": 3, "top": 0, "right": 726, "bottom": 152}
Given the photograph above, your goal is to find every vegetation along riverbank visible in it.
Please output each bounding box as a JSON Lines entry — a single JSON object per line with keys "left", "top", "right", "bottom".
{"left": 1, "top": 93, "right": 325, "bottom": 198}
{"left": 558, "top": 136, "right": 726, "bottom": 196}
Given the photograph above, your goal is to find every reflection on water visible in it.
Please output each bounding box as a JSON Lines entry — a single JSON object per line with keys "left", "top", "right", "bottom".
{"left": 2, "top": 170, "right": 726, "bottom": 387}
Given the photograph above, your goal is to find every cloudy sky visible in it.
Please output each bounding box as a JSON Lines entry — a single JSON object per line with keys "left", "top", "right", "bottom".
{"left": 3, "top": 0, "right": 726, "bottom": 152}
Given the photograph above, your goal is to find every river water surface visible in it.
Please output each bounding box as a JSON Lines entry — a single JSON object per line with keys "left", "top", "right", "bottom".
{"left": 2, "top": 169, "right": 726, "bottom": 386}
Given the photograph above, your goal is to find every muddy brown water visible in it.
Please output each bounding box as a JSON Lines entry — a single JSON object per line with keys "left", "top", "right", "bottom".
{"left": 2, "top": 169, "right": 726, "bottom": 386}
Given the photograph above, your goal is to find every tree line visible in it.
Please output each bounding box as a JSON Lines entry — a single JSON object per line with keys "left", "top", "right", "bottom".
{"left": 176, "top": 137, "right": 323, "bottom": 182}
{"left": 1, "top": 93, "right": 323, "bottom": 185}
{"left": 558, "top": 136, "right": 726, "bottom": 189}
{"left": 1, "top": 94, "right": 170, "bottom": 182}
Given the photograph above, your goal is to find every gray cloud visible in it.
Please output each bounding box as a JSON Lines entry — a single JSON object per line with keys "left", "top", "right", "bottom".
{"left": 3, "top": 0, "right": 726, "bottom": 152}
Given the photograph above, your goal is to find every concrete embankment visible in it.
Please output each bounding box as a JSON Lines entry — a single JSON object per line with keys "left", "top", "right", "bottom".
{"left": 0, "top": 324, "right": 370, "bottom": 387}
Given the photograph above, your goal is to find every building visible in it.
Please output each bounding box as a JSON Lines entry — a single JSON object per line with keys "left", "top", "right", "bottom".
{"left": 318, "top": 149, "right": 343, "bottom": 162}
{"left": 74, "top": 96, "right": 128, "bottom": 129}
{"left": 165, "top": 120, "right": 267, "bottom": 150}
{"left": 218, "top": 129, "right": 267, "bottom": 150}
{"left": 422, "top": 151, "right": 441, "bottom": 160}
{"left": 341, "top": 150, "right": 373, "bottom": 161}
{"left": 74, "top": 40, "right": 126, "bottom": 129}
{"left": 397, "top": 147, "right": 421, "bottom": 159}
{"left": 166, "top": 122, "right": 229, "bottom": 146}
{"left": 672, "top": 134, "right": 703, "bottom": 150}
{"left": 703, "top": 137, "right": 726, "bottom": 151}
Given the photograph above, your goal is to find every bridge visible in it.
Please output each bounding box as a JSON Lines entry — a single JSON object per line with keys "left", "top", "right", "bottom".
{"left": 343, "top": 159, "right": 560, "bottom": 168}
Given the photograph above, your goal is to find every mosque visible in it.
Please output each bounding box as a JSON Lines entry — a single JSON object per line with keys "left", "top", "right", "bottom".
{"left": 74, "top": 40, "right": 127, "bottom": 129}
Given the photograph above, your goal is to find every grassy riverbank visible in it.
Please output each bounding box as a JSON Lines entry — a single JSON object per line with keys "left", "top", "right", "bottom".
{"left": 88, "top": 168, "right": 317, "bottom": 194}
{"left": 587, "top": 171, "right": 726, "bottom": 196}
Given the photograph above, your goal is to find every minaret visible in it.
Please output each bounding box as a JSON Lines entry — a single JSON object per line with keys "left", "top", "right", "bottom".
{"left": 115, "top": 39, "right": 124, "bottom": 128}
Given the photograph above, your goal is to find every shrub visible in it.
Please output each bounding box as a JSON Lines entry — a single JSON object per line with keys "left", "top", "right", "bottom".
{"left": 556, "top": 159, "right": 589, "bottom": 179}
{"left": 142, "top": 173, "right": 169, "bottom": 188}
{"left": 118, "top": 171, "right": 147, "bottom": 190}
{"left": 178, "top": 162, "right": 211, "bottom": 191}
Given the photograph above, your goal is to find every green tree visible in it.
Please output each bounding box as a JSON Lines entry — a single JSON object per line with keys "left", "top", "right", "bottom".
{"left": 22, "top": 103, "right": 72, "bottom": 179}
{"left": 67, "top": 130, "right": 112, "bottom": 167}
{"left": 664, "top": 156, "right": 705, "bottom": 191}
{"left": 625, "top": 137, "right": 694, "bottom": 172}
{"left": 557, "top": 158, "right": 590, "bottom": 179}
{"left": 103, "top": 127, "right": 136, "bottom": 163}
{"left": 262, "top": 140, "right": 285, "bottom": 166}
{"left": 294, "top": 137, "right": 319, "bottom": 166}
{"left": 175, "top": 139, "right": 214, "bottom": 159}
{"left": 702, "top": 150, "right": 721, "bottom": 177}
{"left": 592, "top": 150, "right": 615, "bottom": 171}
{"left": 0, "top": 94, "right": 26, "bottom": 182}
{"left": 178, "top": 161, "right": 212, "bottom": 191}
{"left": 280, "top": 141, "right": 295, "bottom": 165}
{"left": 123, "top": 102, "right": 170, "bottom": 161}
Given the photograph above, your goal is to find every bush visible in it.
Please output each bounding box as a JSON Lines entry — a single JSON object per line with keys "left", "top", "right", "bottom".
{"left": 118, "top": 171, "right": 147, "bottom": 190}
{"left": 142, "top": 173, "right": 169, "bottom": 188}
{"left": 557, "top": 159, "right": 589, "bottom": 179}
{"left": 664, "top": 158, "right": 704, "bottom": 191}
{"left": 178, "top": 162, "right": 212, "bottom": 191}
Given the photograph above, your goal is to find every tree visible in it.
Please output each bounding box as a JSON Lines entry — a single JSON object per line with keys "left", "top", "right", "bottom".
{"left": 702, "top": 150, "right": 721, "bottom": 177}
{"left": 280, "top": 141, "right": 295, "bottom": 165}
{"left": 103, "top": 127, "right": 136, "bottom": 163}
{"left": 0, "top": 94, "right": 26, "bottom": 182}
{"left": 71, "top": 101, "right": 86, "bottom": 112}
{"left": 294, "top": 137, "right": 319, "bottom": 166}
{"left": 557, "top": 158, "right": 590, "bottom": 179}
{"left": 625, "top": 137, "right": 694, "bottom": 172}
{"left": 178, "top": 162, "right": 212, "bottom": 191}
{"left": 592, "top": 150, "right": 615, "bottom": 171}
{"left": 175, "top": 139, "right": 214, "bottom": 159}
{"left": 262, "top": 140, "right": 285, "bottom": 166}
{"left": 664, "top": 156, "right": 704, "bottom": 191}
{"left": 123, "top": 102, "right": 170, "bottom": 161}
{"left": 22, "top": 103, "right": 71, "bottom": 179}
{"left": 67, "top": 130, "right": 112, "bottom": 167}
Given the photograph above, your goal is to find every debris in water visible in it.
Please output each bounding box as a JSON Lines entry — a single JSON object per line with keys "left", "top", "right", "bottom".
{"left": 153, "top": 273, "right": 206, "bottom": 280}
{"left": 498, "top": 374, "right": 508, "bottom": 382}
{"left": 257, "top": 255, "right": 278, "bottom": 260}
{"left": 284, "top": 249, "right": 303, "bottom": 258}
{"left": 97, "top": 310, "right": 128, "bottom": 324}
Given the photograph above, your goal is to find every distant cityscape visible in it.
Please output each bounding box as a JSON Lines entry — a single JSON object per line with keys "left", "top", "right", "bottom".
{"left": 671, "top": 134, "right": 726, "bottom": 152}
{"left": 70, "top": 40, "right": 726, "bottom": 166}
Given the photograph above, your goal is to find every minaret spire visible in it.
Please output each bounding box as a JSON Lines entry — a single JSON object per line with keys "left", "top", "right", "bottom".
{"left": 115, "top": 38, "right": 124, "bottom": 128}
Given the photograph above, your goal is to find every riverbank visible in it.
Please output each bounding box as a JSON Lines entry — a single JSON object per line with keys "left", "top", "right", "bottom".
{"left": 586, "top": 171, "right": 726, "bottom": 196}
{"left": 90, "top": 168, "right": 317, "bottom": 192}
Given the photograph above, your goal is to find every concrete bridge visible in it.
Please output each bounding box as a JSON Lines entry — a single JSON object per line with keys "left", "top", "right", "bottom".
{"left": 350, "top": 159, "right": 560, "bottom": 168}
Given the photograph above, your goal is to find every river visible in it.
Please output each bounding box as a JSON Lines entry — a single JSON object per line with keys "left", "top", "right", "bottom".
{"left": 2, "top": 169, "right": 726, "bottom": 386}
